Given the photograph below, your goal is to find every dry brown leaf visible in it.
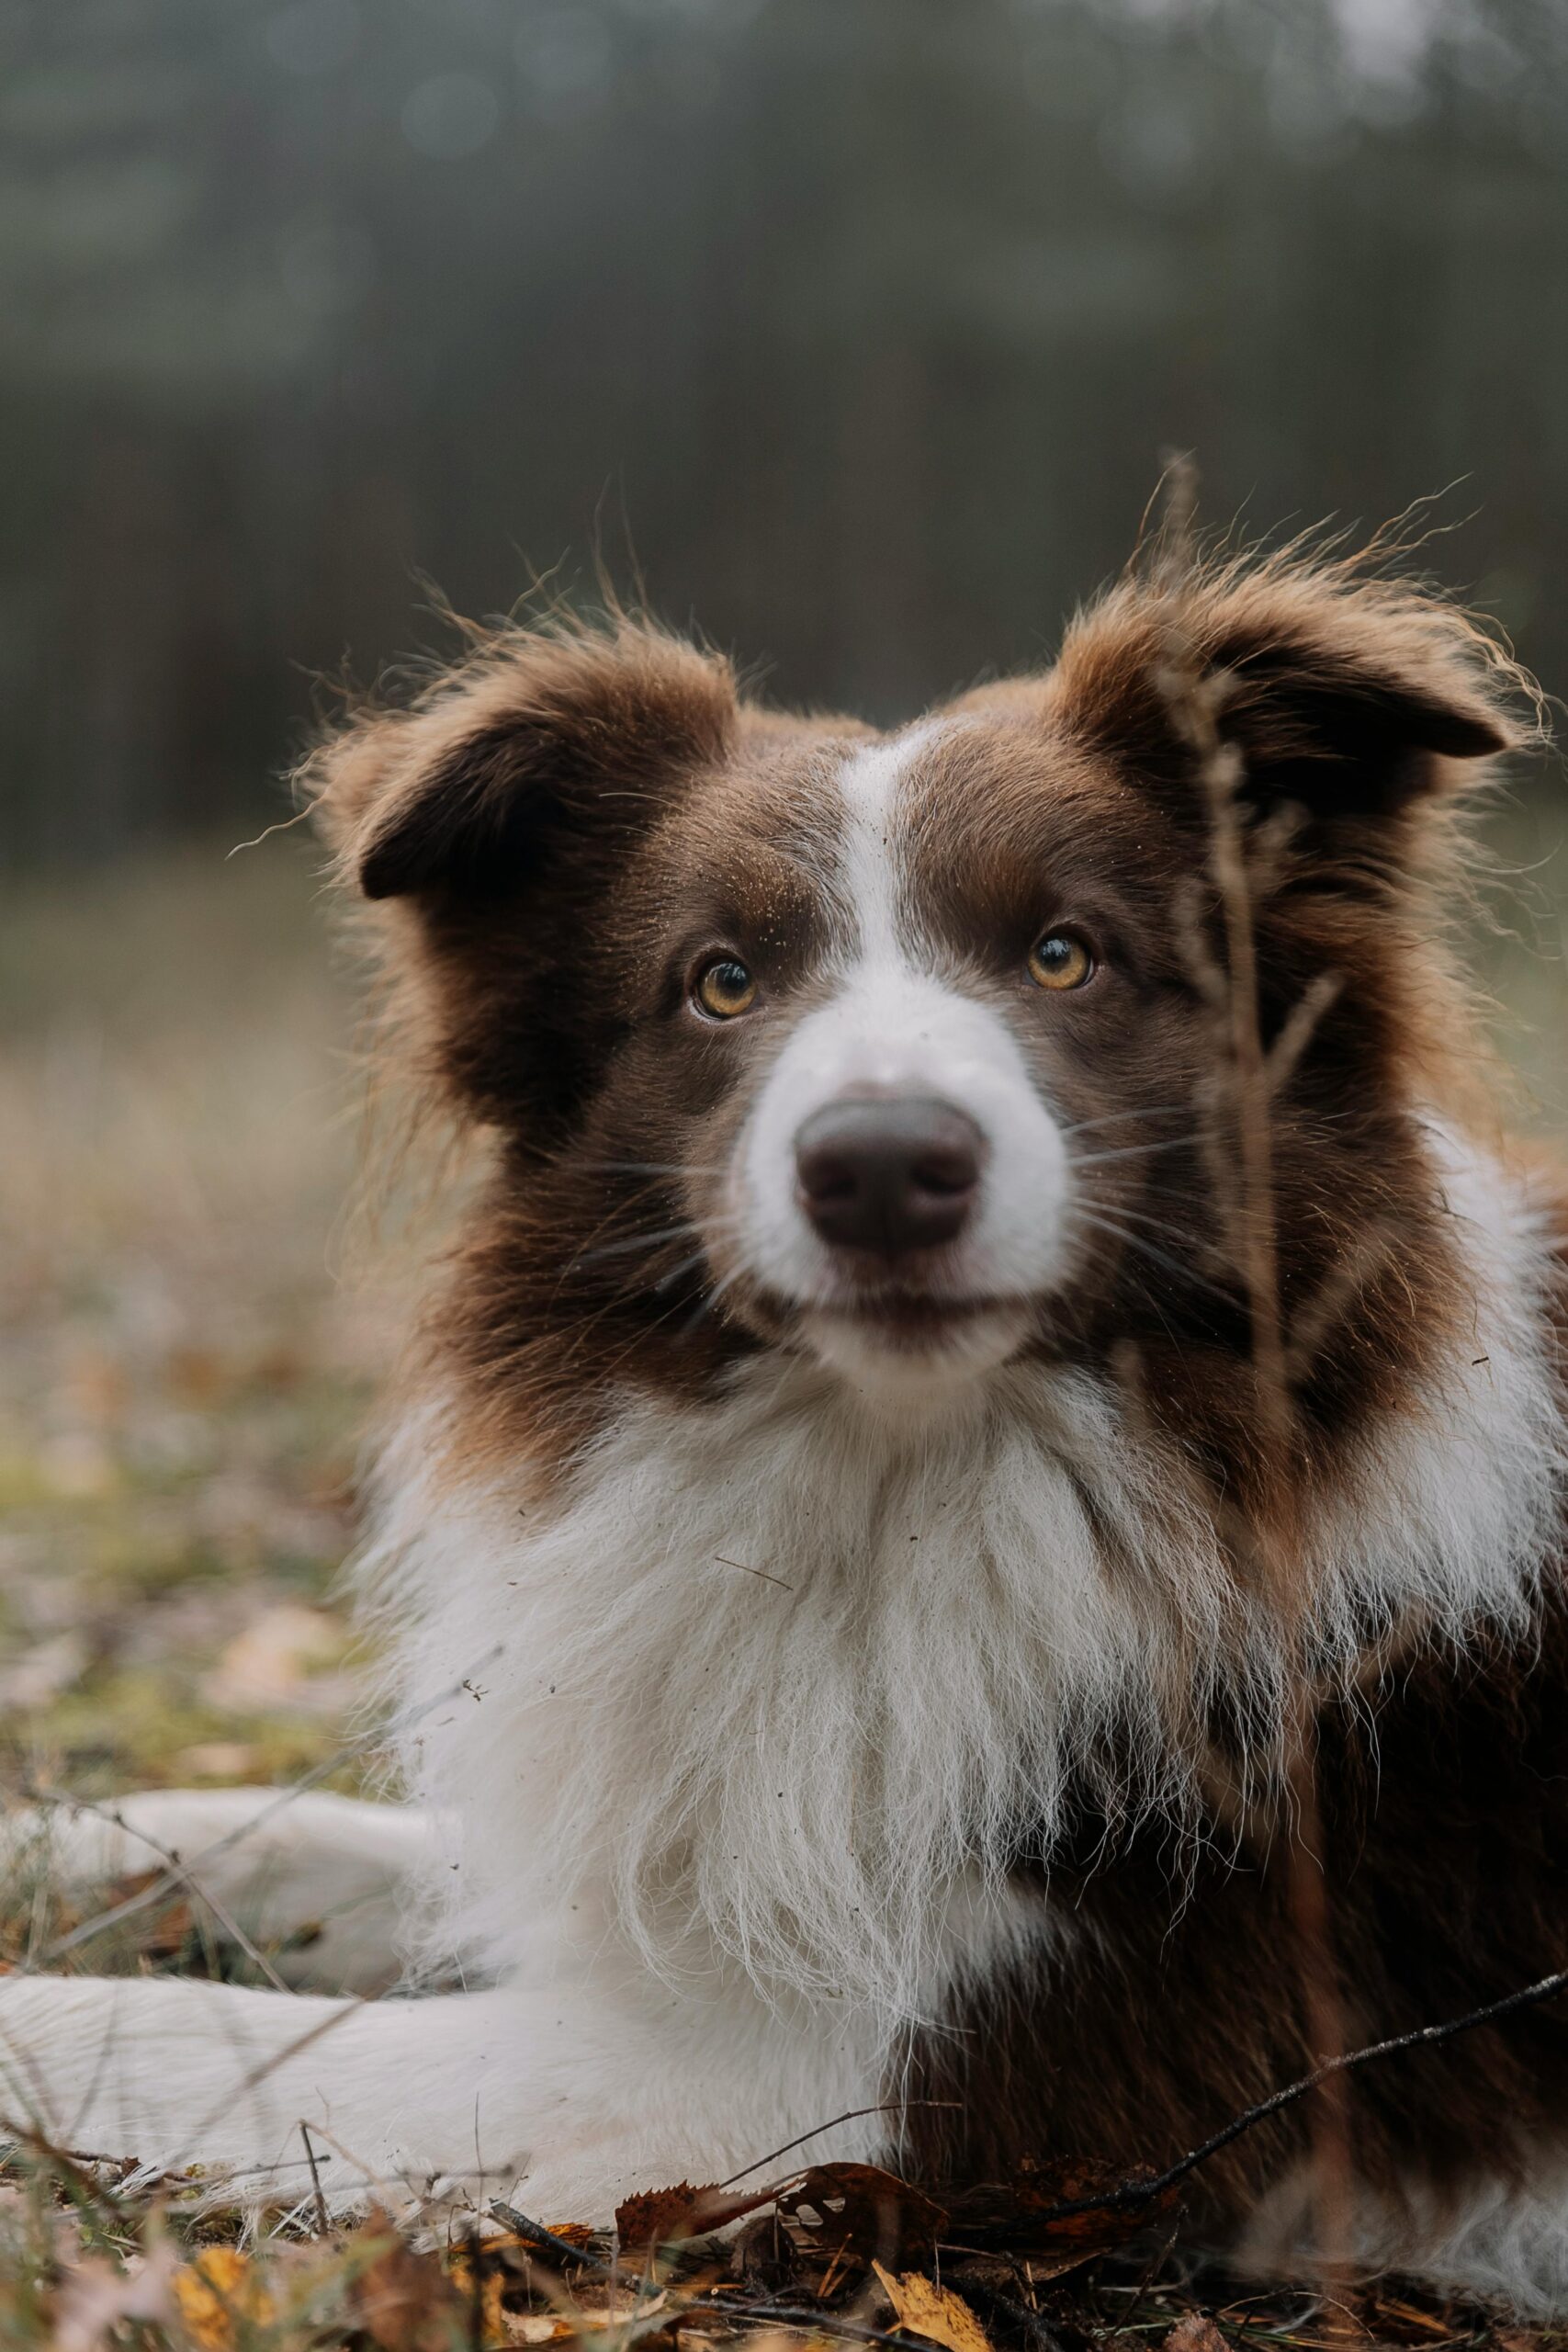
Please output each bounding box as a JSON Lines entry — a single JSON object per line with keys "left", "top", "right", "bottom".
{"left": 616, "top": 2179, "right": 722, "bottom": 2250}
{"left": 776, "top": 2163, "right": 946, "bottom": 2274}
{"left": 1163, "top": 2318, "right": 1228, "bottom": 2352}
{"left": 352, "top": 2214, "right": 465, "bottom": 2352}
{"left": 617, "top": 2178, "right": 768, "bottom": 2251}
{"left": 946, "top": 2157, "right": 1179, "bottom": 2277}
{"left": 171, "top": 2247, "right": 275, "bottom": 2350}
{"left": 873, "top": 2261, "right": 993, "bottom": 2352}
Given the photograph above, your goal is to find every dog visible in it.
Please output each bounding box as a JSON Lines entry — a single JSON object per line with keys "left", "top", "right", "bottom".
{"left": 5, "top": 536, "right": 1567, "bottom": 2307}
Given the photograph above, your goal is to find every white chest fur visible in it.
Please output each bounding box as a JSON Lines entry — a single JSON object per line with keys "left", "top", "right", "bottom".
{"left": 361, "top": 1131, "right": 1562, "bottom": 2023}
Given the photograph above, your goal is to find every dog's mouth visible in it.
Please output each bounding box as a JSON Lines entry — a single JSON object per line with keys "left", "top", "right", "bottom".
{"left": 795, "top": 1286, "right": 1034, "bottom": 1393}
{"left": 810, "top": 1292, "right": 1007, "bottom": 1345}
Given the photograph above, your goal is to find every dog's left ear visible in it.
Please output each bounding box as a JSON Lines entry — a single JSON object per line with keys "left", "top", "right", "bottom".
{"left": 1043, "top": 561, "right": 1520, "bottom": 834}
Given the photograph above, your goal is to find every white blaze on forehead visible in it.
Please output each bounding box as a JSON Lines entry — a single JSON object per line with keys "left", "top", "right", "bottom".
{"left": 734, "top": 720, "right": 1074, "bottom": 1351}
{"left": 830, "top": 720, "right": 944, "bottom": 968}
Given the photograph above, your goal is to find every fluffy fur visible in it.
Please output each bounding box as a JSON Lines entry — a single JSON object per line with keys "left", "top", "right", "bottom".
{"left": 5, "top": 532, "right": 1566, "bottom": 2306}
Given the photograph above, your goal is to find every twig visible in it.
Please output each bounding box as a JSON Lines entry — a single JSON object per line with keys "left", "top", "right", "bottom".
{"left": 488, "top": 2199, "right": 616, "bottom": 2278}
{"left": 1018, "top": 1962, "right": 1568, "bottom": 2225}
{"left": 24, "top": 1784, "right": 292, "bottom": 1994}
{"left": 681, "top": 2300, "right": 945, "bottom": 2351}
{"left": 954, "top": 2273, "right": 1075, "bottom": 2352}
{"left": 300, "top": 2120, "right": 332, "bottom": 2237}
{"left": 1153, "top": 459, "right": 1354, "bottom": 2312}
{"left": 718, "top": 2101, "right": 962, "bottom": 2188}
{"left": 25, "top": 1645, "right": 502, "bottom": 1968}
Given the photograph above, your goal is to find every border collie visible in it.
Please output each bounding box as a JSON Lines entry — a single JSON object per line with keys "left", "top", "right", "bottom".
{"left": 5, "top": 537, "right": 1566, "bottom": 2308}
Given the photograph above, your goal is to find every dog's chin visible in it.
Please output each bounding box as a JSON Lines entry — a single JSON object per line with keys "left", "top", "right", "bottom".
{"left": 798, "top": 1295, "right": 1032, "bottom": 1412}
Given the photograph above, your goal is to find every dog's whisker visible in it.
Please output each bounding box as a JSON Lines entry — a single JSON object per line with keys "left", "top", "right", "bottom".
{"left": 1068, "top": 1136, "right": 1200, "bottom": 1168}
{"left": 1070, "top": 1208, "right": 1239, "bottom": 1307}
{"left": 652, "top": 1248, "right": 714, "bottom": 1295}
{"left": 1069, "top": 1197, "right": 1210, "bottom": 1239}
{"left": 1060, "top": 1103, "right": 1196, "bottom": 1138}
{"left": 569, "top": 1222, "right": 702, "bottom": 1269}
{"left": 680, "top": 1263, "right": 747, "bottom": 1334}
{"left": 585, "top": 1160, "right": 728, "bottom": 1178}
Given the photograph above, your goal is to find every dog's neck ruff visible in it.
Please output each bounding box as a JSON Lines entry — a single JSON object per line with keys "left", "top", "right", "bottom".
{"left": 361, "top": 1128, "right": 1564, "bottom": 2023}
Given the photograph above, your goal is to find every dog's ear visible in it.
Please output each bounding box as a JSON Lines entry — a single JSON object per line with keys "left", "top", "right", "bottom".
{"left": 1043, "top": 560, "right": 1519, "bottom": 840}
{"left": 304, "top": 621, "right": 738, "bottom": 1128}
{"left": 310, "top": 620, "right": 736, "bottom": 904}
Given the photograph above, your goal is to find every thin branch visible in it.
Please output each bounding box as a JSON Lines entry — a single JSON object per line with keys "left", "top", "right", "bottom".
{"left": 488, "top": 2199, "right": 616, "bottom": 2278}
{"left": 24, "top": 1785, "right": 292, "bottom": 1994}
{"left": 24, "top": 1646, "right": 502, "bottom": 1968}
{"left": 1019, "top": 1963, "right": 1568, "bottom": 2226}
{"left": 1265, "top": 971, "right": 1344, "bottom": 1099}
{"left": 718, "top": 2102, "right": 962, "bottom": 2190}
{"left": 300, "top": 2120, "right": 332, "bottom": 2238}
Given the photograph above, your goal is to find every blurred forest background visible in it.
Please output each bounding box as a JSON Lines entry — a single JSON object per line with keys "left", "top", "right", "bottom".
{"left": 2, "top": 0, "right": 1565, "bottom": 1796}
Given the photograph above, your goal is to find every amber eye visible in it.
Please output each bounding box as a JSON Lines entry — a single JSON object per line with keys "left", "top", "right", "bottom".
{"left": 694, "top": 956, "right": 758, "bottom": 1020}
{"left": 1027, "top": 932, "right": 1094, "bottom": 991}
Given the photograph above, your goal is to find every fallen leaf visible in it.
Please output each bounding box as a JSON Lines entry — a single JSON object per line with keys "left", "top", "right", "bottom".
{"left": 172, "top": 2247, "right": 274, "bottom": 2350}
{"left": 617, "top": 2178, "right": 769, "bottom": 2251}
{"left": 446, "top": 2245, "right": 506, "bottom": 2346}
{"left": 618, "top": 2179, "right": 722, "bottom": 2251}
{"left": 946, "top": 2157, "right": 1179, "bottom": 2277}
{"left": 204, "top": 1602, "right": 345, "bottom": 1709}
{"left": 52, "top": 2244, "right": 177, "bottom": 2352}
{"left": 775, "top": 2164, "right": 947, "bottom": 2275}
{"left": 873, "top": 2261, "right": 993, "bottom": 2352}
{"left": 353, "top": 2217, "right": 465, "bottom": 2352}
{"left": 1163, "top": 2319, "right": 1228, "bottom": 2352}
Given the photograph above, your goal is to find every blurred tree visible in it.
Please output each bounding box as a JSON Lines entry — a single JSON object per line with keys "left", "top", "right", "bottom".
{"left": 0, "top": 0, "right": 1565, "bottom": 861}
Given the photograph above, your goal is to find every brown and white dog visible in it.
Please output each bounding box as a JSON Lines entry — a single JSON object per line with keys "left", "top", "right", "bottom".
{"left": 6, "top": 539, "right": 1567, "bottom": 2305}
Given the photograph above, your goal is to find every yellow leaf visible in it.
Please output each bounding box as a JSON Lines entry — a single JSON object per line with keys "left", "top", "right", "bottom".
{"left": 872, "top": 2262, "right": 992, "bottom": 2352}
{"left": 172, "top": 2248, "right": 275, "bottom": 2350}
{"left": 446, "top": 2249, "right": 506, "bottom": 2344}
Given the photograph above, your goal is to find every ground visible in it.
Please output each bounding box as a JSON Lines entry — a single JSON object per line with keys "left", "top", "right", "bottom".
{"left": 0, "top": 843, "right": 388, "bottom": 1807}
{"left": 1, "top": 826, "right": 1564, "bottom": 2347}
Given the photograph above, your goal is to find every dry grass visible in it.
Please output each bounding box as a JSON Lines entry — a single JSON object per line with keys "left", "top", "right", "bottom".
{"left": 0, "top": 839, "right": 396, "bottom": 1803}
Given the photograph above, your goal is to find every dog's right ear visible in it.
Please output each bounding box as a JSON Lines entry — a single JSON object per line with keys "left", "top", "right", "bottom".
{"left": 310, "top": 621, "right": 737, "bottom": 905}
{"left": 305, "top": 622, "right": 738, "bottom": 1127}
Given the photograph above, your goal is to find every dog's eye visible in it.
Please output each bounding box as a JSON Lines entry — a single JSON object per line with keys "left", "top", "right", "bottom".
{"left": 694, "top": 956, "right": 758, "bottom": 1020}
{"left": 1027, "top": 932, "right": 1094, "bottom": 991}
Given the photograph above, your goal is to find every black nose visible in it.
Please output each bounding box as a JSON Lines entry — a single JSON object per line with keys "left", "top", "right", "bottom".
{"left": 795, "top": 1096, "right": 983, "bottom": 1260}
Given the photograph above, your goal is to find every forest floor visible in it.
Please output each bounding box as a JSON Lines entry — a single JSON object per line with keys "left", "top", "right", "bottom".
{"left": 2, "top": 836, "right": 1566, "bottom": 2351}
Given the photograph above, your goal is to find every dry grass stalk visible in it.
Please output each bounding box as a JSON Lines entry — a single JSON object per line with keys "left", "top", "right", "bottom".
{"left": 1148, "top": 459, "right": 1356, "bottom": 2323}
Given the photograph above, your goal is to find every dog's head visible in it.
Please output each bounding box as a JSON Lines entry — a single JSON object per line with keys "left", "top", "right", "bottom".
{"left": 311, "top": 555, "right": 1520, "bottom": 1453}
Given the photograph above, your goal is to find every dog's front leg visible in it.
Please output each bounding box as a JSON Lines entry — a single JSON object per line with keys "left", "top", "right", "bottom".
{"left": 0, "top": 1951, "right": 887, "bottom": 2221}
{"left": 3, "top": 1790, "right": 434, "bottom": 1994}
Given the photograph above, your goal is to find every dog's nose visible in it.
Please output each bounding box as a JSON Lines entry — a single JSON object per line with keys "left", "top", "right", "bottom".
{"left": 795, "top": 1096, "right": 983, "bottom": 1259}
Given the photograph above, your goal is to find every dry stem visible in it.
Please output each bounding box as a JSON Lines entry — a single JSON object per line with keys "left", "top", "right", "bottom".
{"left": 1151, "top": 459, "right": 1355, "bottom": 2320}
